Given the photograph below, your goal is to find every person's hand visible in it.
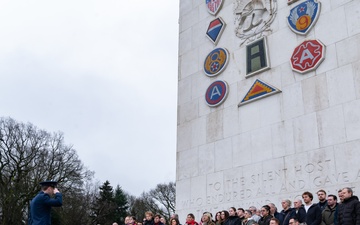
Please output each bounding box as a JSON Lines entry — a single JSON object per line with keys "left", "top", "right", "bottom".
{"left": 53, "top": 188, "right": 60, "bottom": 194}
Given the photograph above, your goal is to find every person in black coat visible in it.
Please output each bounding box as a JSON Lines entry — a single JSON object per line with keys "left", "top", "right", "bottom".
{"left": 290, "top": 199, "right": 306, "bottom": 224}
{"left": 338, "top": 187, "right": 360, "bottom": 225}
{"left": 224, "top": 207, "right": 242, "bottom": 225}
{"left": 280, "top": 199, "right": 294, "bottom": 225}
{"left": 144, "top": 211, "right": 155, "bottom": 225}
{"left": 258, "top": 205, "right": 273, "bottom": 225}
{"left": 302, "top": 191, "right": 322, "bottom": 225}
{"left": 28, "top": 181, "right": 62, "bottom": 225}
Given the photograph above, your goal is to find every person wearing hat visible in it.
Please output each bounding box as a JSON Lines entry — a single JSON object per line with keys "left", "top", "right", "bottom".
{"left": 29, "top": 181, "right": 63, "bottom": 225}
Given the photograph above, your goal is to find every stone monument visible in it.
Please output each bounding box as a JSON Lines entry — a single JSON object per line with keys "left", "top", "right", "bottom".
{"left": 177, "top": 0, "right": 360, "bottom": 221}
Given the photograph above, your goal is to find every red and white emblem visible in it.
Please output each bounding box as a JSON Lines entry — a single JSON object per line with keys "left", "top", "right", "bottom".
{"left": 290, "top": 39, "right": 325, "bottom": 74}
{"left": 206, "top": 0, "right": 223, "bottom": 16}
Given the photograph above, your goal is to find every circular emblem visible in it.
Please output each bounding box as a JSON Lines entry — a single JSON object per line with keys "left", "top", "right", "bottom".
{"left": 203, "top": 48, "right": 229, "bottom": 77}
{"left": 205, "top": 80, "right": 229, "bottom": 107}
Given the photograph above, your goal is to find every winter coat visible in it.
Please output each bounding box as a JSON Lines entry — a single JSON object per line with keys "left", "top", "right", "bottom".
{"left": 224, "top": 216, "right": 241, "bottom": 225}
{"left": 321, "top": 204, "right": 338, "bottom": 225}
{"left": 305, "top": 203, "right": 322, "bottom": 225}
{"left": 29, "top": 191, "right": 63, "bottom": 225}
{"left": 258, "top": 215, "right": 272, "bottom": 225}
{"left": 242, "top": 218, "right": 256, "bottom": 225}
{"left": 281, "top": 208, "right": 294, "bottom": 225}
{"left": 290, "top": 206, "right": 306, "bottom": 223}
{"left": 338, "top": 195, "right": 360, "bottom": 225}
{"left": 144, "top": 219, "right": 155, "bottom": 225}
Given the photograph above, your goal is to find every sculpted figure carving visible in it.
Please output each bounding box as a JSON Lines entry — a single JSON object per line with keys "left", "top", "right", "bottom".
{"left": 234, "top": 0, "right": 277, "bottom": 44}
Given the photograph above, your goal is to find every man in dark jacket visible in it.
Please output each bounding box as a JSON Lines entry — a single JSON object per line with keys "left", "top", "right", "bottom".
{"left": 302, "top": 191, "right": 322, "bottom": 225}
{"left": 321, "top": 194, "right": 338, "bottom": 225}
{"left": 291, "top": 198, "right": 306, "bottom": 223}
{"left": 317, "top": 190, "right": 328, "bottom": 212}
{"left": 29, "top": 181, "right": 63, "bottom": 225}
{"left": 338, "top": 187, "right": 360, "bottom": 225}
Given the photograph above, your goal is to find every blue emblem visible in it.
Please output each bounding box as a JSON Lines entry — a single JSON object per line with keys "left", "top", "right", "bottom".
{"left": 203, "top": 48, "right": 229, "bottom": 77}
{"left": 287, "top": 0, "right": 321, "bottom": 35}
{"left": 206, "top": 17, "right": 226, "bottom": 45}
{"left": 205, "top": 80, "right": 229, "bottom": 107}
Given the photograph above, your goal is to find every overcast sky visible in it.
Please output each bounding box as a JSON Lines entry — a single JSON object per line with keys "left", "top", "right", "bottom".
{"left": 0, "top": 0, "right": 179, "bottom": 196}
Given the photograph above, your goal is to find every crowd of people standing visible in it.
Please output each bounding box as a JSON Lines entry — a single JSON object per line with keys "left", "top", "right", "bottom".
{"left": 114, "top": 187, "right": 360, "bottom": 225}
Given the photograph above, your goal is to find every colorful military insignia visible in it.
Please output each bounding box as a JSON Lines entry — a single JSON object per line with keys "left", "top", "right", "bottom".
{"left": 206, "top": 0, "right": 224, "bottom": 16}
{"left": 287, "top": 0, "right": 321, "bottom": 35}
{"left": 206, "top": 17, "right": 226, "bottom": 45}
{"left": 288, "top": 0, "right": 300, "bottom": 5}
{"left": 205, "top": 80, "right": 229, "bottom": 107}
{"left": 290, "top": 39, "right": 325, "bottom": 74}
{"left": 246, "top": 37, "right": 270, "bottom": 77}
{"left": 238, "top": 79, "right": 281, "bottom": 106}
{"left": 203, "top": 48, "right": 229, "bottom": 77}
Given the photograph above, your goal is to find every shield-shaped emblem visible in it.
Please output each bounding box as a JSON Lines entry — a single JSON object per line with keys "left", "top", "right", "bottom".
{"left": 206, "top": 0, "right": 224, "bottom": 16}
{"left": 287, "top": 0, "right": 321, "bottom": 35}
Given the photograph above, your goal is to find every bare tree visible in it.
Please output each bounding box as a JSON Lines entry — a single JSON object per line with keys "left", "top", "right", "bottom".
{"left": 127, "top": 182, "right": 176, "bottom": 222}
{"left": 0, "top": 117, "right": 93, "bottom": 225}
{"left": 149, "top": 182, "right": 176, "bottom": 220}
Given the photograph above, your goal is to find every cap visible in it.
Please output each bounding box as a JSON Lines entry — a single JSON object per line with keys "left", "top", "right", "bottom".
{"left": 39, "top": 181, "right": 58, "bottom": 187}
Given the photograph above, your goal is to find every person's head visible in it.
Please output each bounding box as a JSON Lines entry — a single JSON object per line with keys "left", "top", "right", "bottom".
{"left": 256, "top": 209, "right": 261, "bottom": 216}
{"left": 170, "top": 218, "right": 179, "bottom": 225}
{"left": 145, "top": 212, "right": 153, "bottom": 221}
{"left": 327, "top": 194, "right": 337, "bottom": 207}
{"left": 338, "top": 188, "right": 344, "bottom": 202}
{"left": 237, "top": 208, "right": 245, "bottom": 217}
{"left": 40, "top": 181, "right": 58, "bottom": 194}
{"left": 261, "top": 205, "right": 270, "bottom": 217}
{"left": 202, "top": 213, "right": 212, "bottom": 223}
{"left": 215, "top": 212, "right": 221, "bottom": 222}
{"left": 229, "top": 207, "right": 237, "bottom": 216}
{"left": 293, "top": 199, "right": 302, "bottom": 209}
{"left": 129, "top": 216, "right": 136, "bottom": 224}
{"left": 269, "top": 218, "right": 280, "bottom": 225}
{"left": 268, "top": 203, "right": 277, "bottom": 215}
{"left": 281, "top": 199, "right": 291, "bottom": 210}
{"left": 220, "top": 210, "right": 229, "bottom": 221}
{"left": 317, "top": 189, "right": 327, "bottom": 202}
{"left": 249, "top": 206, "right": 257, "bottom": 215}
{"left": 244, "top": 210, "right": 252, "bottom": 219}
{"left": 171, "top": 214, "right": 179, "bottom": 220}
{"left": 342, "top": 187, "right": 353, "bottom": 200}
{"left": 186, "top": 214, "right": 195, "bottom": 223}
{"left": 154, "top": 214, "right": 161, "bottom": 223}
{"left": 302, "top": 191, "right": 313, "bottom": 204}
{"left": 160, "top": 217, "right": 166, "bottom": 224}
{"left": 289, "top": 218, "right": 299, "bottom": 225}
{"left": 113, "top": 223, "right": 119, "bottom": 225}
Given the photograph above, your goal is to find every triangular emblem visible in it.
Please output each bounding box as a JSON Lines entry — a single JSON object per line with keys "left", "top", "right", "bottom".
{"left": 206, "top": 17, "right": 226, "bottom": 45}
{"left": 238, "top": 79, "right": 281, "bottom": 106}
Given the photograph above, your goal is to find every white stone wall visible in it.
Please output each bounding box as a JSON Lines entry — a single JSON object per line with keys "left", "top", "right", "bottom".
{"left": 177, "top": 0, "right": 360, "bottom": 222}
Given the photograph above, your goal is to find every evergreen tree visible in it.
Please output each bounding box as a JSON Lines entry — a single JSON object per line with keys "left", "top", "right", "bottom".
{"left": 91, "top": 180, "right": 117, "bottom": 225}
{"left": 113, "top": 185, "right": 129, "bottom": 223}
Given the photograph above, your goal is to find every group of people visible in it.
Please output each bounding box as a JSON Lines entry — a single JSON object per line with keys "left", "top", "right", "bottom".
{"left": 28, "top": 181, "right": 360, "bottom": 225}
{"left": 113, "top": 212, "right": 181, "bottom": 225}
{"left": 180, "top": 188, "right": 360, "bottom": 225}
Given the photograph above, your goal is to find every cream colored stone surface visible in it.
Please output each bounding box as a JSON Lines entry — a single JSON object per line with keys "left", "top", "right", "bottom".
{"left": 176, "top": 0, "right": 360, "bottom": 221}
